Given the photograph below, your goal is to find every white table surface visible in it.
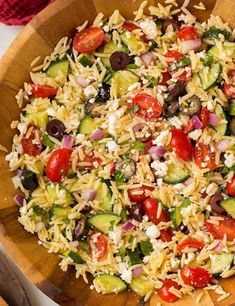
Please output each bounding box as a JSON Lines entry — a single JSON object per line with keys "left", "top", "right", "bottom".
{"left": 0, "top": 23, "right": 58, "bottom": 306}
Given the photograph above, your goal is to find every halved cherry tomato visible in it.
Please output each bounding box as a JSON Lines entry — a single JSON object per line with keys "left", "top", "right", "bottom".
{"left": 77, "top": 147, "right": 101, "bottom": 169}
{"left": 159, "top": 71, "right": 171, "bottom": 86}
{"left": 160, "top": 229, "right": 173, "bottom": 242}
{"left": 142, "top": 198, "right": 170, "bottom": 224}
{"left": 31, "top": 84, "right": 58, "bottom": 98}
{"left": 165, "top": 51, "right": 192, "bottom": 82}
{"left": 198, "top": 107, "right": 209, "bottom": 128}
{"left": 183, "top": 120, "right": 194, "bottom": 133}
{"left": 22, "top": 125, "right": 42, "bottom": 157}
{"left": 181, "top": 266, "right": 212, "bottom": 288}
{"left": 46, "top": 148, "right": 71, "bottom": 182}
{"left": 128, "top": 185, "right": 154, "bottom": 203}
{"left": 223, "top": 69, "right": 235, "bottom": 98}
{"left": 205, "top": 216, "right": 235, "bottom": 241}
{"left": 177, "top": 239, "right": 205, "bottom": 253}
{"left": 158, "top": 279, "right": 181, "bottom": 303}
{"left": 73, "top": 27, "right": 105, "bottom": 53}
{"left": 177, "top": 26, "right": 199, "bottom": 41}
{"left": 144, "top": 139, "right": 153, "bottom": 154}
{"left": 226, "top": 176, "right": 235, "bottom": 196}
{"left": 171, "top": 128, "right": 193, "bottom": 161}
{"left": 194, "top": 142, "right": 216, "bottom": 170}
{"left": 129, "top": 93, "right": 162, "bottom": 119}
{"left": 88, "top": 231, "right": 108, "bottom": 259}
{"left": 122, "top": 22, "right": 148, "bottom": 43}
{"left": 110, "top": 162, "right": 116, "bottom": 175}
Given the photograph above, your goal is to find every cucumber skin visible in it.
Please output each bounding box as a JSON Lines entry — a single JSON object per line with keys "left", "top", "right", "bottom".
{"left": 94, "top": 275, "right": 127, "bottom": 294}
{"left": 220, "top": 197, "right": 235, "bottom": 218}
{"left": 79, "top": 115, "right": 98, "bottom": 135}
{"left": 210, "top": 253, "right": 234, "bottom": 274}
{"left": 214, "top": 104, "right": 227, "bottom": 136}
{"left": 163, "top": 163, "right": 189, "bottom": 185}
{"left": 88, "top": 213, "right": 121, "bottom": 234}
{"left": 199, "top": 63, "right": 221, "bottom": 91}
{"left": 47, "top": 59, "right": 69, "bottom": 78}
{"left": 130, "top": 275, "right": 154, "bottom": 296}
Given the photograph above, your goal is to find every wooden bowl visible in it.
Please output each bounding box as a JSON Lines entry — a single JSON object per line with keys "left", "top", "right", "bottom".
{"left": 0, "top": 0, "right": 235, "bottom": 305}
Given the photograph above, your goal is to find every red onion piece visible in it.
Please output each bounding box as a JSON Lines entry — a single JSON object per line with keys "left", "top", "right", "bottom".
{"left": 82, "top": 189, "right": 97, "bottom": 201}
{"left": 76, "top": 76, "right": 90, "bottom": 88}
{"left": 184, "top": 177, "right": 193, "bottom": 186}
{"left": 90, "top": 129, "right": 104, "bottom": 141}
{"left": 217, "top": 140, "right": 229, "bottom": 152}
{"left": 75, "top": 219, "right": 85, "bottom": 239}
{"left": 14, "top": 194, "right": 25, "bottom": 207}
{"left": 122, "top": 220, "right": 135, "bottom": 231}
{"left": 180, "top": 38, "right": 202, "bottom": 54}
{"left": 61, "top": 135, "right": 74, "bottom": 148}
{"left": 191, "top": 115, "right": 203, "bottom": 129}
{"left": 209, "top": 113, "right": 219, "bottom": 126}
{"left": 148, "top": 146, "right": 166, "bottom": 160}
{"left": 132, "top": 266, "right": 144, "bottom": 278}
{"left": 141, "top": 52, "right": 153, "bottom": 67}
{"left": 133, "top": 123, "right": 152, "bottom": 142}
{"left": 213, "top": 240, "right": 223, "bottom": 251}
{"left": 209, "top": 194, "right": 225, "bottom": 214}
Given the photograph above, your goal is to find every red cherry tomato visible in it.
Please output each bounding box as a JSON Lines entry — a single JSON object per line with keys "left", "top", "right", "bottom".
{"left": 198, "top": 107, "right": 210, "bottom": 128}
{"left": 171, "top": 128, "right": 193, "bottom": 161}
{"left": 165, "top": 51, "right": 192, "bottom": 82}
{"left": 142, "top": 198, "right": 169, "bottom": 224}
{"left": 183, "top": 120, "right": 194, "bottom": 133}
{"left": 110, "top": 162, "right": 116, "bottom": 175}
{"left": 46, "top": 148, "right": 71, "bottom": 182}
{"left": 73, "top": 27, "right": 105, "bottom": 53}
{"left": 177, "top": 239, "right": 205, "bottom": 253}
{"left": 144, "top": 139, "right": 153, "bottom": 154}
{"left": 223, "top": 69, "right": 235, "bottom": 98}
{"left": 181, "top": 266, "right": 212, "bottom": 288}
{"left": 158, "top": 279, "right": 181, "bottom": 303}
{"left": 89, "top": 231, "right": 108, "bottom": 259}
{"left": 129, "top": 93, "right": 162, "bottom": 120}
{"left": 226, "top": 176, "right": 235, "bottom": 196}
{"left": 159, "top": 71, "right": 172, "bottom": 86}
{"left": 160, "top": 229, "right": 173, "bottom": 242}
{"left": 194, "top": 142, "right": 216, "bottom": 170}
{"left": 22, "top": 125, "right": 42, "bottom": 157}
{"left": 122, "top": 22, "right": 148, "bottom": 42}
{"left": 31, "top": 84, "right": 58, "bottom": 98}
{"left": 205, "top": 216, "right": 235, "bottom": 241}
{"left": 77, "top": 147, "right": 101, "bottom": 169}
{"left": 128, "top": 185, "right": 154, "bottom": 203}
{"left": 177, "top": 26, "right": 199, "bottom": 41}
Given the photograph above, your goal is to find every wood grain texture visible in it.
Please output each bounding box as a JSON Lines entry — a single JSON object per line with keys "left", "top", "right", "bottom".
{"left": 0, "top": 0, "right": 234, "bottom": 305}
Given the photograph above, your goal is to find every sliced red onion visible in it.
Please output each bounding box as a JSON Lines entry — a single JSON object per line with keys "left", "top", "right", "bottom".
{"left": 148, "top": 146, "right": 166, "bottom": 160}
{"left": 76, "top": 76, "right": 90, "bottom": 88}
{"left": 61, "top": 135, "right": 74, "bottom": 148}
{"left": 132, "top": 266, "right": 144, "bottom": 278}
{"left": 191, "top": 115, "right": 203, "bottom": 129}
{"left": 75, "top": 219, "right": 85, "bottom": 239}
{"left": 180, "top": 38, "right": 202, "bottom": 54}
{"left": 209, "top": 113, "right": 219, "bottom": 126}
{"left": 209, "top": 194, "right": 225, "bottom": 214}
{"left": 122, "top": 220, "right": 135, "bottom": 231}
{"left": 82, "top": 189, "right": 97, "bottom": 201}
{"left": 184, "top": 177, "right": 193, "bottom": 186}
{"left": 14, "top": 194, "right": 25, "bottom": 207}
{"left": 90, "top": 129, "right": 104, "bottom": 141}
{"left": 213, "top": 240, "right": 223, "bottom": 251}
{"left": 141, "top": 52, "right": 153, "bottom": 67}
{"left": 217, "top": 140, "right": 229, "bottom": 152}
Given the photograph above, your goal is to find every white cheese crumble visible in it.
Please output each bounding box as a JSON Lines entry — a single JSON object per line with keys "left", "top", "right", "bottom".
{"left": 84, "top": 85, "right": 98, "bottom": 98}
{"left": 128, "top": 82, "right": 141, "bottom": 92}
{"left": 170, "top": 257, "right": 180, "bottom": 270}
{"left": 108, "top": 107, "right": 127, "bottom": 136}
{"left": 146, "top": 224, "right": 160, "bottom": 239}
{"left": 106, "top": 140, "right": 119, "bottom": 153}
{"left": 17, "top": 122, "right": 27, "bottom": 135}
{"left": 224, "top": 153, "right": 235, "bottom": 168}
{"left": 139, "top": 19, "right": 158, "bottom": 40}
{"left": 206, "top": 183, "right": 218, "bottom": 196}
{"left": 109, "top": 226, "right": 122, "bottom": 245}
{"left": 117, "top": 262, "right": 132, "bottom": 284}
{"left": 103, "top": 25, "right": 109, "bottom": 32}
{"left": 75, "top": 133, "right": 85, "bottom": 144}
{"left": 185, "top": 252, "right": 195, "bottom": 264}
{"left": 152, "top": 130, "right": 170, "bottom": 147}
{"left": 188, "top": 129, "right": 202, "bottom": 141}
{"left": 46, "top": 107, "right": 56, "bottom": 117}
{"left": 168, "top": 116, "right": 183, "bottom": 128}
{"left": 151, "top": 160, "right": 168, "bottom": 177}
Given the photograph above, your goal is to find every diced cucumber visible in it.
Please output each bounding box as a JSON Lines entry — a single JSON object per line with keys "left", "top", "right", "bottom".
{"left": 208, "top": 43, "right": 235, "bottom": 60}
{"left": 229, "top": 100, "right": 235, "bottom": 116}
{"left": 199, "top": 63, "right": 221, "bottom": 91}
{"left": 130, "top": 275, "right": 154, "bottom": 296}
{"left": 42, "top": 134, "right": 54, "bottom": 149}
{"left": 62, "top": 250, "right": 84, "bottom": 264}
{"left": 112, "top": 70, "right": 139, "bottom": 96}
{"left": 46, "top": 184, "right": 73, "bottom": 205}
{"left": 210, "top": 253, "right": 234, "bottom": 274}
{"left": 101, "top": 41, "right": 127, "bottom": 67}
{"left": 96, "top": 182, "right": 112, "bottom": 211}
{"left": 47, "top": 58, "right": 69, "bottom": 78}
{"left": 88, "top": 213, "right": 121, "bottom": 234}
{"left": 116, "top": 246, "right": 126, "bottom": 258}
{"left": 170, "top": 206, "right": 182, "bottom": 228}
{"left": 220, "top": 197, "right": 235, "bottom": 218}
{"left": 79, "top": 240, "right": 90, "bottom": 254}
{"left": 26, "top": 111, "right": 48, "bottom": 130}
{"left": 79, "top": 115, "right": 98, "bottom": 135}
{"left": 203, "top": 27, "right": 231, "bottom": 41}
{"left": 94, "top": 274, "right": 127, "bottom": 294}
{"left": 48, "top": 204, "right": 71, "bottom": 218}
{"left": 214, "top": 104, "right": 227, "bottom": 136}
{"left": 139, "top": 239, "right": 153, "bottom": 256}
{"left": 163, "top": 163, "right": 189, "bottom": 184}
{"left": 35, "top": 160, "right": 44, "bottom": 176}
{"left": 120, "top": 31, "right": 146, "bottom": 55}
{"left": 33, "top": 205, "right": 47, "bottom": 216}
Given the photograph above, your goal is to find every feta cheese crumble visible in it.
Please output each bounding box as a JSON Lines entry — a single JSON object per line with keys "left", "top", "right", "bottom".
{"left": 152, "top": 130, "right": 170, "bottom": 146}
{"left": 146, "top": 224, "right": 160, "bottom": 239}
{"left": 84, "top": 85, "right": 98, "bottom": 98}
{"left": 224, "top": 153, "right": 235, "bottom": 168}
{"left": 106, "top": 140, "right": 119, "bottom": 153}
{"left": 189, "top": 129, "right": 202, "bottom": 141}
{"left": 139, "top": 19, "right": 158, "bottom": 40}
{"left": 151, "top": 160, "right": 168, "bottom": 177}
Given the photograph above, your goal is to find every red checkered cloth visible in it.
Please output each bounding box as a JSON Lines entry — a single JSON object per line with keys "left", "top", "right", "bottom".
{"left": 0, "top": 0, "right": 53, "bottom": 25}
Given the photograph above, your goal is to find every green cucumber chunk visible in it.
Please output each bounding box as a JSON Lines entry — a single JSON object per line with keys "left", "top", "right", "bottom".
{"left": 96, "top": 182, "right": 112, "bottom": 211}
{"left": 120, "top": 30, "right": 146, "bottom": 55}
{"left": 62, "top": 250, "right": 84, "bottom": 264}
{"left": 199, "top": 63, "right": 221, "bottom": 91}
{"left": 210, "top": 253, "right": 234, "bottom": 274}
{"left": 46, "top": 184, "right": 73, "bottom": 205}
{"left": 79, "top": 115, "right": 98, "bottom": 135}
{"left": 229, "top": 100, "right": 235, "bottom": 116}
{"left": 163, "top": 163, "right": 189, "bottom": 184}
{"left": 139, "top": 239, "right": 154, "bottom": 256}
{"left": 170, "top": 198, "right": 191, "bottom": 228}
{"left": 112, "top": 70, "right": 139, "bottom": 96}
{"left": 79, "top": 56, "right": 93, "bottom": 67}
{"left": 130, "top": 275, "right": 154, "bottom": 296}
{"left": 220, "top": 197, "right": 235, "bottom": 218}
{"left": 26, "top": 111, "right": 48, "bottom": 130}
{"left": 101, "top": 41, "right": 127, "bottom": 67}
{"left": 208, "top": 43, "right": 235, "bottom": 60}
{"left": 94, "top": 274, "right": 127, "bottom": 294}
{"left": 47, "top": 58, "right": 69, "bottom": 78}
{"left": 88, "top": 213, "right": 121, "bottom": 234}
{"left": 214, "top": 104, "right": 227, "bottom": 136}
{"left": 48, "top": 204, "right": 71, "bottom": 219}
{"left": 203, "top": 27, "right": 231, "bottom": 41}
{"left": 42, "top": 134, "right": 54, "bottom": 149}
